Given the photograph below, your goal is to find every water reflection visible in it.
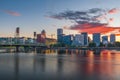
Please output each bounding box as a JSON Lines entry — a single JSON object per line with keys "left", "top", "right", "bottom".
{"left": 0, "top": 50, "right": 120, "bottom": 80}
{"left": 14, "top": 54, "right": 19, "bottom": 80}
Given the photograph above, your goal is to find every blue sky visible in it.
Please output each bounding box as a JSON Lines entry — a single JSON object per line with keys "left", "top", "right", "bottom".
{"left": 0, "top": 0, "right": 120, "bottom": 39}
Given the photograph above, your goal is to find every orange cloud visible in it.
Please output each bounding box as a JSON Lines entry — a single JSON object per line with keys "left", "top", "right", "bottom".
{"left": 116, "top": 34, "right": 120, "bottom": 36}
{"left": 2, "top": 10, "right": 21, "bottom": 16}
{"left": 79, "top": 26, "right": 115, "bottom": 34}
{"left": 68, "top": 23, "right": 120, "bottom": 34}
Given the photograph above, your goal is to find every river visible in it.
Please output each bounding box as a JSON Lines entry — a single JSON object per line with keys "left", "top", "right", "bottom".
{"left": 0, "top": 49, "right": 120, "bottom": 80}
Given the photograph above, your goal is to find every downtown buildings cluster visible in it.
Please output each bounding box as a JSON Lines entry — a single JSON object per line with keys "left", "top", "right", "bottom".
{"left": 0, "top": 27, "right": 56, "bottom": 46}
{"left": 0, "top": 27, "right": 117, "bottom": 47}
{"left": 57, "top": 28, "right": 116, "bottom": 47}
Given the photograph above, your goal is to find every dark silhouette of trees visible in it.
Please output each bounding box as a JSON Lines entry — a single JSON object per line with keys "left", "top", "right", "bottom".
{"left": 88, "top": 42, "right": 96, "bottom": 47}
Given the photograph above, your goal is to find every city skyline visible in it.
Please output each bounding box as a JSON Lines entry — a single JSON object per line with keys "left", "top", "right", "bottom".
{"left": 1, "top": 0, "right": 120, "bottom": 41}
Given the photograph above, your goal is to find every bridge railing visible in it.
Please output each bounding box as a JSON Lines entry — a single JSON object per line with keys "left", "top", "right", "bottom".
{"left": 0, "top": 43, "right": 46, "bottom": 46}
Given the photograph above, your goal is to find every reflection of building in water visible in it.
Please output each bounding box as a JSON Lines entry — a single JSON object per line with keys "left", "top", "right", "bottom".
{"left": 81, "top": 50, "right": 87, "bottom": 55}
{"left": 94, "top": 50, "right": 101, "bottom": 54}
{"left": 14, "top": 55, "right": 19, "bottom": 80}
{"left": 57, "top": 49, "right": 66, "bottom": 54}
{"left": 57, "top": 57, "right": 64, "bottom": 74}
{"left": 33, "top": 56, "right": 46, "bottom": 72}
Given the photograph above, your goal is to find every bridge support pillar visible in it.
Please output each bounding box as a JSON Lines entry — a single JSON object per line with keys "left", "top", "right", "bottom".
{"left": 24, "top": 46, "right": 29, "bottom": 53}
{"left": 16, "top": 46, "right": 20, "bottom": 53}
{"left": 32, "top": 46, "right": 36, "bottom": 53}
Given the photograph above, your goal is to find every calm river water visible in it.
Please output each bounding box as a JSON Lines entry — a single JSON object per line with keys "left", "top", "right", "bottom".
{"left": 0, "top": 49, "right": 120, "bottom": 80}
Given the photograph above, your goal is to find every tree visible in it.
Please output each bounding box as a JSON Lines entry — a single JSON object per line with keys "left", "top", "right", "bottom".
{"left": 88, "top": 42, "right": 96, "bottom": 47}
{"left": 107, "top": 43, "right": 114, "bottom": 47}
{"left": 99, "top": 42, "right": 104, "bottom": 47}
{"left": 114, "top": 42, "right": 120, "bottom": 47}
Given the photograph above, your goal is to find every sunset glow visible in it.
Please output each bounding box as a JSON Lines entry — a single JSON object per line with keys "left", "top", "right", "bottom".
{"left": 0, "top": 0, "right": 120, "bottom": 41}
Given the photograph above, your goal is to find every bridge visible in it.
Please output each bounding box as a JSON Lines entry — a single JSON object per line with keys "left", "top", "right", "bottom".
{"left": 0, "top": 43, "right": 47, "bottom": 52}
{"left": 0, "top": 43, "right": 119, "bottom": 53}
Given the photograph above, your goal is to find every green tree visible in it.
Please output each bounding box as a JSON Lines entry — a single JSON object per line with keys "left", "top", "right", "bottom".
{"left": 88, "top": 42, "right": 96, "bottom": 47}
{"left": 115, "top": 42, "right": 120, "bottom": 47}
{"left": 107, "top": 43, "right": 114, "bottom": 47}
{"left": 99, "top": 42, "right": 104, "bottom": 47}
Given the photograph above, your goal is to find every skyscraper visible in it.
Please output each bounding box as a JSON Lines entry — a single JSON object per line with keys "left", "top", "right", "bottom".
{"left": 57, "top": 28, "right": 63, "bottom": 35}
{"left": 34, "top": 32, "right": 37, "bottom": 38}
{"left": 15, "top": 27, "right": 20, "bottom": 38}
{"left": 57, "top": 28, "right": 63, "bottom": 43}
{"left": 81, "top": 32, "right": 88, "bottom": 46}
{"left": 15, "top": 27, "right": 20, "bottom": 44}
{"left": 72, "top": 34, "right": 84, "bottom": 46}
{"left": 93, "top": 33, "right": 101, "bottom": 46}
{"left": 110, "top": 34, "right": 116, "bottom": 44}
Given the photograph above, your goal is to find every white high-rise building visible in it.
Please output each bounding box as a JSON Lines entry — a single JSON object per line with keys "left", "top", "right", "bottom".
{"left": 110, "top": 34, "right": 116, "bottom": 44}
{"left": 81, "top": 32, "right": 88, "bottom": 46}
{"left": 57, "top": 28, "right": 63, "bottom": 43}
{"left": 102, "top": 36, "right": 108, "bottom": 45}
{"left": 72, "top": 34, "right": 84, "bottom": 46}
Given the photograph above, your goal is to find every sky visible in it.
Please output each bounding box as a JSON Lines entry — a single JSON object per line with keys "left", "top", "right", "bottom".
{"left": 0, "top": 0, "right": 120, "bottom": 41}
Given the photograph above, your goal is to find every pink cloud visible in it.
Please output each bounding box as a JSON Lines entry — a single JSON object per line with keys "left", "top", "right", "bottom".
{"left": 108, "top": 8, "right": 120, "bottom": 14}
{"left": 2, "top": 10, "right": 21, "bottom": 16}
{"left": 109, "top": 18, "right": 114, "bottom": 23}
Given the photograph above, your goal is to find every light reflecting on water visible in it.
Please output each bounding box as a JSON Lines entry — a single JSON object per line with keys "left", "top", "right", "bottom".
{"left": 0, "top": 50, "right": 120, "bottom": 80}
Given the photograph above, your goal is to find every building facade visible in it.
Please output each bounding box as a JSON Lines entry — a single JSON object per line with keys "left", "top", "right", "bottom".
{"left": 72, "top": 34, "right": 84, "bottom": 46}
{"left": 41, "top": 30, "right": 46, "bottom": 38}
{"left": 110, "top": 34, "right": 116, "bottom": 44}
{"left": 93, "top": 33, "right": 101, "bottom": 46}
{"left": 81, "top": 32, "right": 88, "bottom": 46}
{"left": 62, "top": 35, "right": 73, "bottom": 45}
{"left": 57, "top": 28, "right": 63, "bottom": 43}
{"left": 36, "top": 34, "right": 46, "bottom": 43}
{"left": 102, "top": 36, "right": 108, "bottom": 45}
